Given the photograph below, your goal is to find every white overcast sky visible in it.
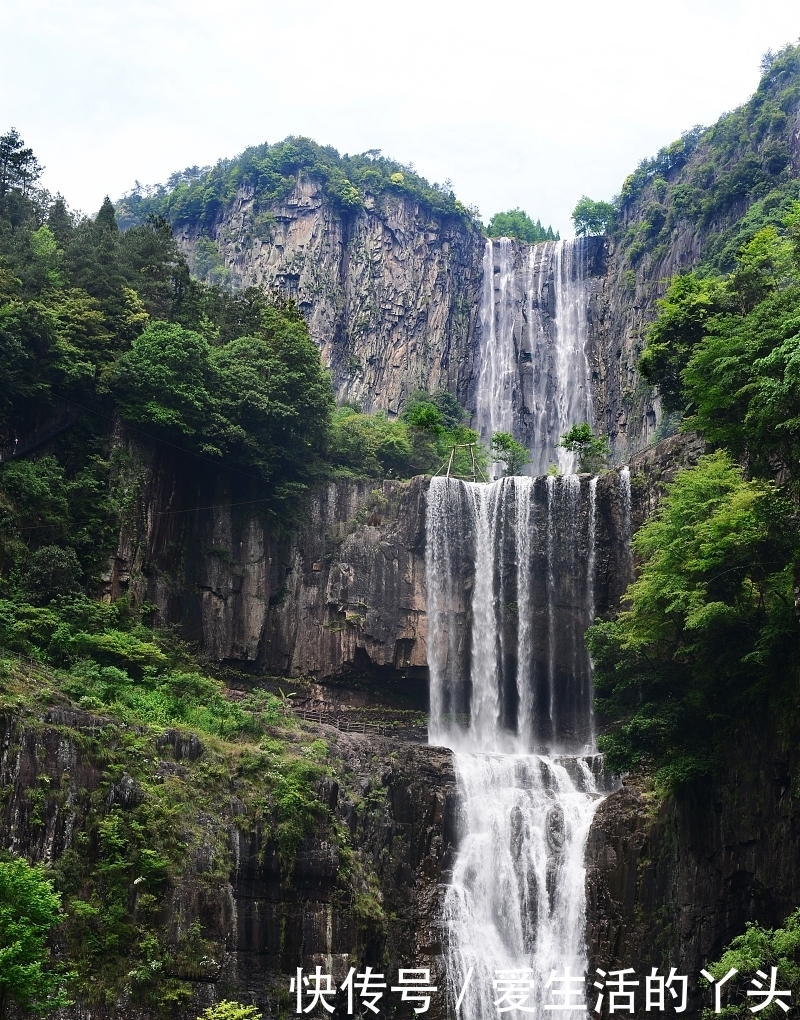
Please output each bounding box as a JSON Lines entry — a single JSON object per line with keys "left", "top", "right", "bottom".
{"left": 1, "top": 0, "right": 798, "bottom": 236}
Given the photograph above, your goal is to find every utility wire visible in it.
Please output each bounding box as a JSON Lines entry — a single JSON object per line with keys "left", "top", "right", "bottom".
{"left": 11, "top": 495, "right": 277, "bottom": 533}
{"left": 50, "top": 393, "right": 266, "bottom": 484}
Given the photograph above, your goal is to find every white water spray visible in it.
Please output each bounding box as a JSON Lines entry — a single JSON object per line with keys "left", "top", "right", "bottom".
{"left": 426, "top": 475, "right": 608, "bottom": 1018}
{"left": 474, "top": 237, "right": 594, "bottom": 476}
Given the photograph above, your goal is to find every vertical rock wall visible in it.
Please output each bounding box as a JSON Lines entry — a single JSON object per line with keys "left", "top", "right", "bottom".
{"left": 110, "top": 434, "right": 431, "bottom": 687}
{"left": 175, "top": 179, "right": 667, "bottom": 463}
{"left": 175, "top": 180, "right": 484, "bottom": 417}
{"left": 586, "top": 724, "right": 800, "bottom": 1019}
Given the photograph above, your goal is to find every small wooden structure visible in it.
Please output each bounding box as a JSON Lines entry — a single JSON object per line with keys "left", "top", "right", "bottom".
{"left": 433, "top": 443, "right": 488, "bottom": 483}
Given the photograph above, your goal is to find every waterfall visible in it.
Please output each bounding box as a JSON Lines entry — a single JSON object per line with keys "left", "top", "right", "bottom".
{"left": 426, "top": 474, "right": 608, "bottom": 1018}
{"left": 474, "top": 237, "right": 593, "bottom": 476}
{"left": 620, "top": 465, "right": 634, "bottom": 585}
{"left": 444, "top": 754, "right": 602, "bottom": 1018}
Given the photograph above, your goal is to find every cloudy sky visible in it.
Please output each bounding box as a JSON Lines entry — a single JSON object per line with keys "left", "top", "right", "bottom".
{"left": 1, "top": 0, "right": 798, "bottom": 235}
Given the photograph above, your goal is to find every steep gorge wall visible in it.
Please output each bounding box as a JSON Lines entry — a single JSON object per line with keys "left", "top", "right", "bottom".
{"left": 175, "top": 180, "right": 665, "bottom": 463}
{"left": 110, "top": 430, "right": 648, "bottom": 689}
{"left": 174, "top": 180, "right": 484, "bottom": 417}
{"left": 109, "top": 431, "right": 431, "bottom": 688}
{"left": 0, "top": 705, "right": 457, "bottom": 1018}
{"left": 586, "top": 721, "right": 800, "bottom": 1018}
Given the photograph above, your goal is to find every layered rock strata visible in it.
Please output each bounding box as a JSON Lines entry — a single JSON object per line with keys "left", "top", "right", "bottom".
{"left": 0, "top": 707, "right": 457, "bottom": 1019}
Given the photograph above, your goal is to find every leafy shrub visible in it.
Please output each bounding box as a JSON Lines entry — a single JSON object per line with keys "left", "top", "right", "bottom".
{"left": 558, "top": 423, "right": 610, "bottom": 473}
{"left": 0, "top": 853, "right": 71, "bottom": 1018}
{"left": 486, "top": 209, "right": 559, "bottom": 243}
{"left": 19, "top": 545, "right": 81, "bottom": 604}
{"left": 589, "top": 452, "right": 799, "bottom": 788}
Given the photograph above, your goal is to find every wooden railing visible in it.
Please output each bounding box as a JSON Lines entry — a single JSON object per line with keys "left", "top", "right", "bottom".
{"left": 297, "top": 708, "right": 425, "bottom": 738}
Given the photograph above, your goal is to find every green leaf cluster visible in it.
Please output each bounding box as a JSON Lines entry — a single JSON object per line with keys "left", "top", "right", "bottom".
{"left": 490, "top": 432, "right": 531, "bottom": 476}
{"left": 486, "top": 209, "right": 559, "bottom": 243}
{"left": 571, "top": 197, "right": 615, "bottom": 237}
{"left": 0, "top": 853, "right": 70, "bottom": 1019}
{"left": 327, "top": 390, "right": 484, "bottom": 479}
{"left": 198, "top": 1003, "right": 262, "bottom": 1020}
{"left": 701, "top": 908, "right": 800, "bottom": 1019}
{"left": 558, "top": 423, "right": 610, "bottom": 473}
{"left": 640, "top": 205, "right": 800, "bottom": 486}
{"left": 115, "top": 138, "right": 477, "bottom": 233}
{"left": 588, "top": 452, "right": 799, "bottom": 788}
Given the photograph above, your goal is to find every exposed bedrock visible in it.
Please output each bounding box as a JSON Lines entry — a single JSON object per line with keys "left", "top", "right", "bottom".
{"left": 586, "top": 720, "right": 800, "bottom": 1019}
{"left": 0, "top": 709, "right": 457, "bottom": 1019}
{"left": 175, "top": 178, "right": 707, "bottom": 466}
{"left": 175, "top": 180, "right": 485, "bottom": 419}
{"left": 109, "top": 436, "right": 431, "bottom": 692}
{"left": 110, "top": 430, "right": 660, "bottom": 693}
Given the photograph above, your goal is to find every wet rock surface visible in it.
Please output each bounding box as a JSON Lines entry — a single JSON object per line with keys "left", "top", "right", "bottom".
{"left": 586, "top": 724, "right": 800, "bottom": 1018}
{"left": 0, "top": 710, "right": 457, "bottom": 1019}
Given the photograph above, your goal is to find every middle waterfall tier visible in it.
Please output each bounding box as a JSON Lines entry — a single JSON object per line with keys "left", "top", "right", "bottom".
{"left": 426, "top": 472, "right": 631, "bottom": 754}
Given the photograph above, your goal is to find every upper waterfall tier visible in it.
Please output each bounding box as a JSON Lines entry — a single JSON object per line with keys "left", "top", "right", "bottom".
{"left": 475, "top": 237, "right": 594, "bottom": 475}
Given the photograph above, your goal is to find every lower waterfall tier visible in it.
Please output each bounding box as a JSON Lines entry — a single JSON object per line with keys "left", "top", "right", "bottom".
{"left": 445, "top": 752, "right": 605, "bottom": 1018}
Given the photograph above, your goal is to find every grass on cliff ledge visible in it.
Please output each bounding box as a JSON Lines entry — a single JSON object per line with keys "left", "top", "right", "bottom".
{"left": 0, "top": 594, "right": 368, "bottom": 1014}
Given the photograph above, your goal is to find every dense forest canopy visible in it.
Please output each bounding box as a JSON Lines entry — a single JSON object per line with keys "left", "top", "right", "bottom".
{"left": 0, "top": 125, "right": 484, "bottom": 581}
{"left": 612, "top": 42, "right": 800, "bottom": 272}
{"left": 591, "top": 194, "right": 800, "bottom": 789}
{"left": 116, "top": 137, "right": 480, "bottom": 234}
{"left": 485, "top": 208, "right": 559, "bottom": 243}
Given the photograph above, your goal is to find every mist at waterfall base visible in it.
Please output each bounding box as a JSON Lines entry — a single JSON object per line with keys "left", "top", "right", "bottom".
{"left": 426, "top": 475, "right": 614, "bottom": 1015}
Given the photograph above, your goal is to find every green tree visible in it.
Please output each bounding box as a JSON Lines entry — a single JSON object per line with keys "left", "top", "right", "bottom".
{"left": 490, "top": 432, "right": 530, "bottom": 476}
{"left": 114, "top": 321, "right": 216, "bottom": 440}
{"left": 638, "top": 272, "right": 728, "bottom": 413}
{"left": 327, "top": 408, "right": 413, "bottom": 477}
{"left": 211, "top": 308, "right": 333, "bottom": 482}
{"left": 701, "top": 909, "right": 800, "bottom": 1019}
{"left": 20, "top": 545, "right": 82, "bottom": 604}
{"left": 682, "top": 285, "right": 800, "bottom": 482}
{"left": 0, "top": 854, "right": 71, "bottom": 1019}
{"left": 486, "top": 209, "right": 559, "bottom": 244}
{"left": 559, "top": 423, "right": 610, "bottom": 473}
{"left": 571, "top": 196, "right": 615, "bottom": 236}
{"left": 0, "top": 129, "right": 43, "bottom": 200}
{"left": 197, "top": 1001, "right": 262, "bottom": 1020}
{"left": 588, "top": 452, "right": 799, "bottom": 788}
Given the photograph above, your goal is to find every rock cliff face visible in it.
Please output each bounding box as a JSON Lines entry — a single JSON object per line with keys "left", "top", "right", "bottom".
{"left": 110, "top": 435, "right": 430, "bottom": 691}
{"left": 174, "top": 180, "right": 484, "bottom": 417}
{"left": 173, "top": 177, "right": 734, "bottom": 468}
{"left": 112, "top": 432, "right": 650, "bottom": 690}
{"left": 0, "top": 706, "right": 457, "bottom": 1019}
{"left": 179, "top": 185, "right": 664, "bottom": 463}
{"left": 585, "top": 720, "right": 800, "bottom": 1018}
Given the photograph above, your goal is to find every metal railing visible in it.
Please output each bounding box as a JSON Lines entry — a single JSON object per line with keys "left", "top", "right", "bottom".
{"left": 0, "top": 399, "right": 85, "bottom": 464}
{"left": 0, "top": 655, "right": 424, "bottom": 739}
{"left": 0, "top": 647, "right": 59, "bottom": 684}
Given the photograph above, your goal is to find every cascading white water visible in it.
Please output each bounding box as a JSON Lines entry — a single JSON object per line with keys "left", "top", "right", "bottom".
{"left": 620, "top": 465, "right": 634, "bottom": 585}
{"left": 476, "top": 239, "right": 518, "bottom": 476}
{"left": 444, "top": 754, "right": 602, "bottom": 1018}
{"left": 474, "top": 237, "right": 594, "bottom": 476}
{"left": 552, "top": 240, "right": 593, "bottom": 474}
{"left": 426, "top": 474, "right": 613, "bottom": 1017}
